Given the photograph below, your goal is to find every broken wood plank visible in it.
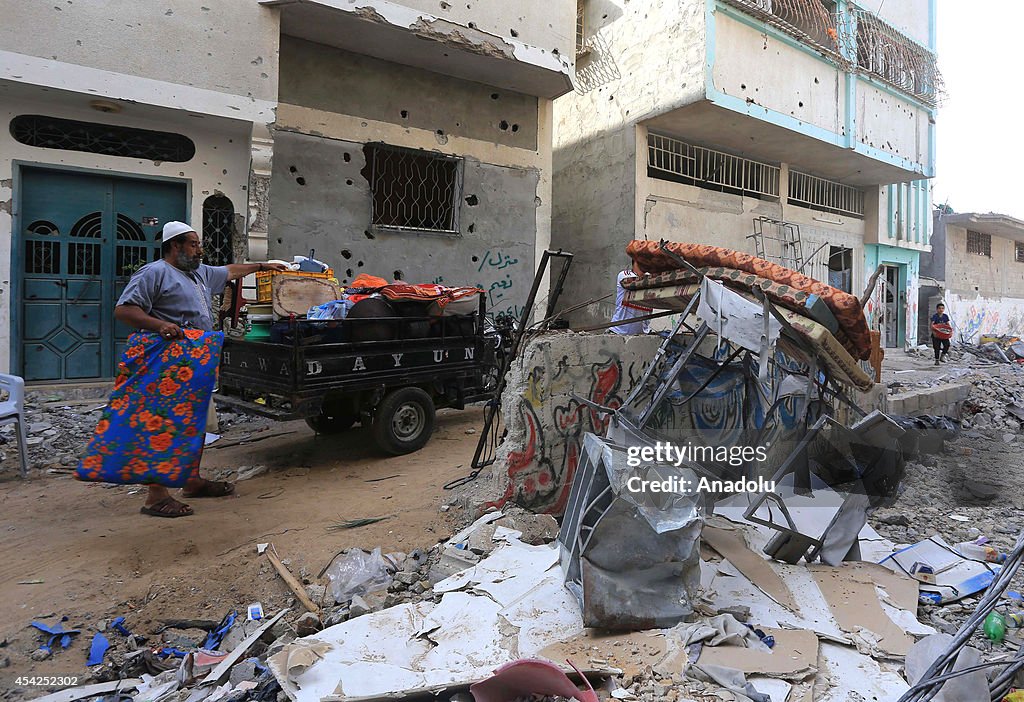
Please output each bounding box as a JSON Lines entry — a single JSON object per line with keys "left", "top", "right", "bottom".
{"left": 267, "top": 548, "right": 320, "bottom": 614}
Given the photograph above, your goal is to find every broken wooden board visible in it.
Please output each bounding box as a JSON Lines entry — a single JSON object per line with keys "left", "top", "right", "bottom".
{"left": 697, "top": 627, "right": 818, "bottom": 680}
{"left": 703, "top": 525, "right": 798, "bottom": 612}
{"left": 809, "top": 563, "right": 916, "bottom": 658}
{"left": 537, "top": 629, "right": 671, "bottom": 679}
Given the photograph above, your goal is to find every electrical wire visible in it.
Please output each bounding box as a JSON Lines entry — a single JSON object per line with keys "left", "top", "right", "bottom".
{"left": 897, "top": 529, "right": 1024, "bottom": 701}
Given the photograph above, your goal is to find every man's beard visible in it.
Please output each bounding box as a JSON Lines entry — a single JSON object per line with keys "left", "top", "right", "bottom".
{"left": 176, "top": 252, "right": 201, "bottom": 271}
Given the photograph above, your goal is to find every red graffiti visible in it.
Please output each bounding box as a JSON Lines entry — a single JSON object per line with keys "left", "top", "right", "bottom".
{"left": 498, "top": 356, "right": 627, "bottom": 515}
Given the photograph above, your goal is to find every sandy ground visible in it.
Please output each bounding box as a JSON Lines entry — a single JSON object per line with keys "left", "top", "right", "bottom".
{"left": 0, "top": 407, "right": 489, "bottom": 689}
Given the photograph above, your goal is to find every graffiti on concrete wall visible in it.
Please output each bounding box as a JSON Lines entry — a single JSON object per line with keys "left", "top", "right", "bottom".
{"left": 488, "top": 347, "right": 648, "bottom": 514}
{"left": 946, "top": 294, "right": 1024, "bottom": 341}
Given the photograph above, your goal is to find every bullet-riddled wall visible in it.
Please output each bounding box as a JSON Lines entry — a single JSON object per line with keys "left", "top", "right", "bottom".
{"left": 269, "top": 37, "right": 553, "bottom": 318}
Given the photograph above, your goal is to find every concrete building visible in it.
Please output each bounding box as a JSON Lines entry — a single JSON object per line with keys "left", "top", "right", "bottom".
{"left": 920, "top": 211, "right": 1024, "bottom": 342}
{"left": 1, "top": 0, "right": 574, "bottom": 382}
{"left": 553, "top": 0, "right": 937, "bottom": 349}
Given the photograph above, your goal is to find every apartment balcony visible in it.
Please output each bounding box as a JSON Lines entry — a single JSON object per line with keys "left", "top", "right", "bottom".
{"left": 647, "top": 0, "right": 936, "bottom": 187}
{"left": 261, "top": 0, "right": 575, "bottom": 99}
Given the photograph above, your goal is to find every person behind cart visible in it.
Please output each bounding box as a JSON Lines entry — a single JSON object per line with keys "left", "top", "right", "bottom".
{"left": 930, "top": 302, "right": 953, "bottom": 366}
{"left": 75, "top": 222, "right": 288, "bottom": 518}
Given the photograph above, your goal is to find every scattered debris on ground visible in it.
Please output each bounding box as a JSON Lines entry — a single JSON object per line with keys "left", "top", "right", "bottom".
{"left": 10, "top": 245, "right": 1024, "bottom": 701}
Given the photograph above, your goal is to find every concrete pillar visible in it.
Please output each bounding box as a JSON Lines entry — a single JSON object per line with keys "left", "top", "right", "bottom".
{"left": 247, "top": 122, "right": 274, "bottom": 263}
{"left": 778, "top": 162, "right": 790, "bottom": 206}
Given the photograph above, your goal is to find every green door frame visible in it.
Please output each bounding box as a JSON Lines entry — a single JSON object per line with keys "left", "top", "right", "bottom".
{"left": 11, "top": 161, "right": 192, "bottom": 381}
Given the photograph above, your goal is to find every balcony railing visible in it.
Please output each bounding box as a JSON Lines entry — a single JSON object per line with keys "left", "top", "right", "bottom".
{"left": 648, "top": 133, "right": 780, "bottom": 199}
{"left": 854, "top": 10, "right": 939, "bottom": 106}
{"left": 788, "top": 170, "right": 864, "bottom": 218}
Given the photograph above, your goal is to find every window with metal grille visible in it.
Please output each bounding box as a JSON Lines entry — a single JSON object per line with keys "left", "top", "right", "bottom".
{"left": 24, "top": 220, "right": 60, "bottom": 275}
{"left": 967, "top": 230, "right": 991, "bottom": 257}
{"left": 788, "top": 170, "right": 864, "bottom": 217}
{"left": 365, "top": 144, "right": 463, "bottom": 234}
{"left": 1016, "top": 241, "right": 1024, "bottom": 264}
{"left": 10, "top": 114, "right": 196, "bottom": 162}
{"left": 202, "top": 195, "right": 235, "bottom": 266}
{"left": 647, "top": 133, "right": 780, "bottom": 200}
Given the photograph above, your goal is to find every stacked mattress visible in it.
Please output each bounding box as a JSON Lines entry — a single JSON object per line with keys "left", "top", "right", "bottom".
{"left": 624, "top": 241, "right": 874, "bottom": 391}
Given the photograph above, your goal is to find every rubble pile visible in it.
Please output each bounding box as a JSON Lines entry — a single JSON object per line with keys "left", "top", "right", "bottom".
{"left": 0, "top": 391, "right": 270, "bottom": 477}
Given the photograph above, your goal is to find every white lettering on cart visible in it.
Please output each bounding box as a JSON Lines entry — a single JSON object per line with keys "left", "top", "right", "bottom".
{"left": 306, "top": 360, "right": 323, "bottom": 376}
{"left": 257, "top": 357, "right": 269, "bottom": 372}
{"left": 392, "top": 353, "right": 404, "bottom": 367}
{"left": 223, "top": 351, "right": 231, "bottom": 365}
{"left": 433, "top": 350, "right": 446, "bottom": 363}
{"left": 464, "top": 347, "right": 474, "bottom": 360}
{"left": 353, "top": 357, "right": 366, "bottom": 371}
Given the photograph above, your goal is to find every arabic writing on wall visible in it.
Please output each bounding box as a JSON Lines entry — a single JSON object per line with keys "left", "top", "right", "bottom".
{"left": 430, "top": 250, "right": 524, "bottom": 314}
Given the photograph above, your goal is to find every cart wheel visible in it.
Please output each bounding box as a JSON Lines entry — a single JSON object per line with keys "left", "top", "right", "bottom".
{"left": 305, "top": 411, "right": 357, "bottom": 435}
{"left": 372, "top": 387, "right": 435, "bottom": 455}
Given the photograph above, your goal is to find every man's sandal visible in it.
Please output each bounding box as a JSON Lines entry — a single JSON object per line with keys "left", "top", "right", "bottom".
{"left": 182, "top": 479, "right": 235, "bottom": 498}
{"left": 140, "top": 497, "right": 194, "bottom": 518}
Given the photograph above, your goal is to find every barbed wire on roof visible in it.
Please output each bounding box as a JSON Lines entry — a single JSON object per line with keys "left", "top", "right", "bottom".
{"left": 847, "top": 9, "right": 944, "bottom": 107}
{"left": 720, "top": 0, "right": 846, "bottom": 67}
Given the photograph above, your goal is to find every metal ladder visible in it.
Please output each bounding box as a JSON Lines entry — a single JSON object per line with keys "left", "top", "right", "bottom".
{"left": 748, "top": 216, "right": 804, "bottom": 270}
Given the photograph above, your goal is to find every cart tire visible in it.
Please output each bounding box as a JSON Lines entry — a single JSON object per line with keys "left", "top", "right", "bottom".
{"left": 305, "top": 411, "right": 357, "bottom": 435}
{"left": 372, "top": 387, "right": 435, "bottom": 455}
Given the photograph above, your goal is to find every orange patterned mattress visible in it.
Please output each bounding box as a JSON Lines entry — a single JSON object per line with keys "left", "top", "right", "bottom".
{"left": 627, "top": 240, "right": 871, "bottom": 360}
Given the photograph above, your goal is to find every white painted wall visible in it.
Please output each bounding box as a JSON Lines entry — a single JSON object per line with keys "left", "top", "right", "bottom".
{"left": 0, "top": 94, "right": 255, "bottom": 374}
{"left": 0, "top": 0, "right": 280, "bottom": 102}
{"left": 713, "top": 13, "right": 845, "bottom": 135}
{"left": 856, "top": 81, "right": 930, "bottom": 167}
{"left": 398, "top": 0, "right": 575, "bottom": 57}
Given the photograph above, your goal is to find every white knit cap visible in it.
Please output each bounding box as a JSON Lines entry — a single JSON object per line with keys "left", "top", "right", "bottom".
{"left": 162, "top": 221, "right": 196, "bottom": 242}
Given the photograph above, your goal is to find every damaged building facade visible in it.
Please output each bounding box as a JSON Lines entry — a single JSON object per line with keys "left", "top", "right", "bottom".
{"left": 263, "top": 0, "right": 575, "bottom": 322}
{"left": 0, "top": 0, "right": 279, "bottom": 382}
{"left": 553, "top": 0, "right": 937, "bottom": 349}
{"left": 0, "top": 0, "right": 575, "bottom": 382}
{"left": 920, "top": 210, "right": 1024, "bottom": 342}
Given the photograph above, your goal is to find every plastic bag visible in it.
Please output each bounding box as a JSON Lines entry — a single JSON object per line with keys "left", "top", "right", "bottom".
{"left": 308, "top": 299, "right": 352, "bottom": 321}
{"left": 325, "top": 548, "right": 394, "bottom": 603}
{"left": 904, "top": 633, "right": 987, "bottom": 702}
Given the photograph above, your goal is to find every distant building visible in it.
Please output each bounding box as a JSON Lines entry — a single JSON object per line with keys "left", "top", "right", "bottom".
{"left": 1, "top": 0, "right": 575, "bottom": 381}
{"left": 553, "top": 0, "right": 937, "bottom": 349}
{"left": 921, "top": 211, "right": 1024, "bottom": 342}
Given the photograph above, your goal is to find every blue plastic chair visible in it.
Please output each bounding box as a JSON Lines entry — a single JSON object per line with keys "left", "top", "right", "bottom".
{"left": 0, "top": 374, "right": 29, "bottom": 477}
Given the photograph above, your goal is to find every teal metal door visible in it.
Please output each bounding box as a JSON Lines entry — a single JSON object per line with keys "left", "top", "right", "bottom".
{"left": 18, "top": 168, "right": 187, "bottom": 381}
